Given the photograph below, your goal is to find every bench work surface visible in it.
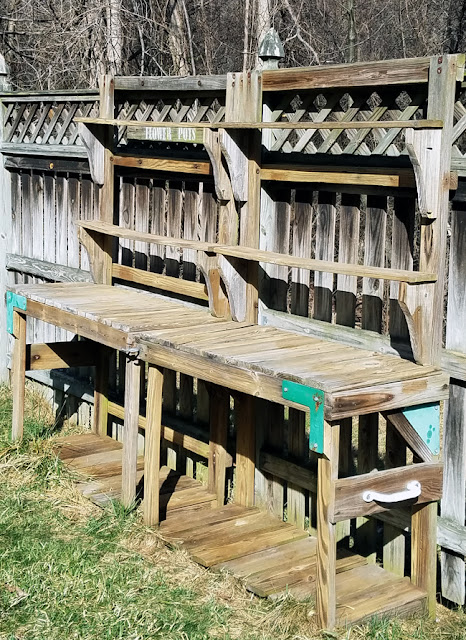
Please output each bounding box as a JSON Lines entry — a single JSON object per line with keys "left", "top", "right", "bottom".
{"left": 10, "top": 282, "right": 449, "bottom": 420}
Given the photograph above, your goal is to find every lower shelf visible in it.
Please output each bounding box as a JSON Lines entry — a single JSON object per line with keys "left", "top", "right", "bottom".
{"left": 55, "top": 432, "right": 427, "bottom": 627}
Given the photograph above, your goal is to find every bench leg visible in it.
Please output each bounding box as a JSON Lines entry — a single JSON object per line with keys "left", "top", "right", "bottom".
{"left": 144, "top": 364, "right": 164, "bottom": 526}
{"left": 11, "top": 310, "right": 27, "bottom": 442}
{"left": 412, "top": 501, "right": 437, "bottom": 617}
{"left": 121, "top": 355, "right": 141, "bottom": 508}
{"left": 235, "top": 393, "right": 255, "bottom": 507}
{"left": 316, "top": 420, "right": 340, "bottom": 630}
{"left": 93, "top": 344, "right": 110, "bottom": 437}
{"left": 208, "top": 386, "right": 229, "bottom": 506}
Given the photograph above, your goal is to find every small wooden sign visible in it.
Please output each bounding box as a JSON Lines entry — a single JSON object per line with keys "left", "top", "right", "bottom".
{"left": 127, "top": 125, "right": 204, "bottom": 144}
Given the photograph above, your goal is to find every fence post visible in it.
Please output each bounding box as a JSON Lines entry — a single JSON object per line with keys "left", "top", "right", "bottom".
{"left": 0, "top": 55, "right": 11, "bottom": 381}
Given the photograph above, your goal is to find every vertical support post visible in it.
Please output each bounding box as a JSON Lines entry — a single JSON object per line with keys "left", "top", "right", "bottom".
{"left": 316, "top": 420, "right": 339, "bottom": 630}
{"left": 404, "top": 55, "right": 457, "bottom": 365}
{"left": 208, "top": 385, "right": 229, "bottom": 506}
{"left": 0, "top": 57, "right": 11, "bottom": 381}
{"left": 235, "top": 393, "right": 255, "bottom": 507}
{"left": 93, "top": 344, "right": 110, "bottom": 437}
{"left": 383, "top": 419, "right": 407, "bottom": 576}
{"left": 121, "top": 355, "right": 141, "bottom": 507}
{"left": 412, "top": 501, "right": 437, "bottom": 617}
{"left": 144, "top": 364, "right": 164, "bottom": 526}
{"left": 98, "top": 74, "right": 115, "bottom": 285}
{"left": 11, "top": 310, "right": 26, "bottom": 441}
{"left": 355, "top": 415, "right": 378, "bottom": 562}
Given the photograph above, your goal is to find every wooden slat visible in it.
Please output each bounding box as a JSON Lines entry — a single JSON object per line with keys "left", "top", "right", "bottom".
{"left": 442, "top": 202, "right": 466, "bottom": 604}
{"left": 76, "top": 116, "right": 443, "bottom": 130}
{"left": 333, "top": 463, "right": 443, "bottom": 522}
{"left": 112, "top": 263, "right": 209, "bottom": 300}
{"left": 112, "top": 155, "right": 212, "bottom": 175}
{"left": 26, "top": 341, "right": 97, "bottom": 370}
{"left": 261, "top": 165, "right": 416, "bottom": 188}
{"left": 77, "top": 220, "right": 437, "bottom": 283}
{"left": 262, "top": 57, "right": 430, "bottom": 90}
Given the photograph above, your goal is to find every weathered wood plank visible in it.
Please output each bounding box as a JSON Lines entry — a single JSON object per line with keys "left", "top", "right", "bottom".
{"left": 262, "top": 57, "right": 431, "bottom": 91}
{"left": 7, "top": 254, "right": 92, "bottom": 283}
{"left": 144, "top": 364, "right": 164, "bottom": 525}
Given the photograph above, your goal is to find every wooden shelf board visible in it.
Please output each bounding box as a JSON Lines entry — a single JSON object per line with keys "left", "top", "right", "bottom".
{"left": 75, "top": 116, "right": 443, "bottom": 131}
{"left": 76, "top": 220, "right": 437, "bottom": 284}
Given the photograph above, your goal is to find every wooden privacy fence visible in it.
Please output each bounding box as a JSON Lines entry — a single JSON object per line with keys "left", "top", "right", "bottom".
{"left": 1, "top": 53, "right": 466, "bottom": 607}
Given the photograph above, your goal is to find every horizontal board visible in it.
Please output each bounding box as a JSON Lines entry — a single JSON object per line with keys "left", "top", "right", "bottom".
{"left": 333, "top": 462, "right": 443, "bottom": 522}
{"left": 78, "top": 220, "right": 437, "bottom": 283}
{"left": 75, "top": 116, "right": 443, "bottom": 130}
{"left": 112, "top": 264, "right": 209, "bottom": 300}
{"left": 262, "top": 57, "right": 431, "bottom": 91}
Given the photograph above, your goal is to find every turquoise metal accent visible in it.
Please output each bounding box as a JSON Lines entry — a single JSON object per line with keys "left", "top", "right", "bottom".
{"left": 402, "top": 402, "right": 440, "bottom": 456}
{"left": 282, "top": 380, "right": 325, "bottom": 454}
{"left": 6, "top": 292, "right": 27, "bottom": 334}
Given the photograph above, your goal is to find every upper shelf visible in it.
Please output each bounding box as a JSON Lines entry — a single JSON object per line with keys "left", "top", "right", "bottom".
{"left": 75, "top": 116, "right": 444, "bottom": 131}
{"left": 77, "top": 220, "right": 437, "bottom": 284}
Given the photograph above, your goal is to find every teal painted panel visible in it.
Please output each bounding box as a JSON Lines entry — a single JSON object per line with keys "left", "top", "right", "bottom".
{"left": 6, "top": 292, "right": 27, "bottom": 334}
{"left": 402, "top": 402, "right": 440, "bottom": 456}
{"left": 282, "top": 380, "right": 324, "bottom": 454}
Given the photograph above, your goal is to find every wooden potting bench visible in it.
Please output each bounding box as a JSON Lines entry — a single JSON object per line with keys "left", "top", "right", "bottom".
{"left": 8, "top": 55, "right": 461, "bottom": 628}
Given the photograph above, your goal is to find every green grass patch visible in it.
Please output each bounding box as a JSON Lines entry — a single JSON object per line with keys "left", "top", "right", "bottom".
{"left": 0, "top": 384, "right": 465, "bottom": 639}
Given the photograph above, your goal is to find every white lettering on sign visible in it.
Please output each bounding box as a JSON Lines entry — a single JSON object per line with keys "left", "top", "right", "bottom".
{"left": 145, "top": 126, "right": 197, "bottom": 142}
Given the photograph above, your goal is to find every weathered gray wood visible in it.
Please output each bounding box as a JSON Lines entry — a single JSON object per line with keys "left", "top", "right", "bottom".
{"left": 438, "top": 516, "right": 466, "bottom": 556}
{"left": 0, "top": 143, "right": 87, "bottom": 157}
{"left": 114, "top": 75, "right": 227, "bottom": 92}
{"left": 4, "top": 156, "right": 90, "bottom": 173}
{"left": 0, "top": 90, "right": 12, "bottom": 379}
{"left": 7, "top": 255, "right": 93, "bottom": 284}
{"left": 442, "top": 205, "right": 466, "bottom": 604}
{"left": 314, "top": 191, "right": 336, "bottom": 322}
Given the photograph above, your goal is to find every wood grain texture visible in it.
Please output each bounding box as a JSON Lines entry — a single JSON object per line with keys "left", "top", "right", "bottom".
{"left": 144, "top": 364, "right": 164, "bottom": 525}
{"left": 412, "top": 502, "right": 437, "bottom": 617}
{"left": 26, "top": 341, "right": 97, "bottom": 370}
{"left": 235, "top": 393, "right": 255, "bottom": 507}
{"left": 333, "top": 463, "right": 443, "bottom": 522}
{"left": 208, "top": 386, "right": 229, "bottom": 505}
{"left": 262, "top": 57, "right": 430, "bottom": 91}
{"left": 121, "top": 357, "right": 141, "bottom": 507}
{"left": 316, "top": 421, "right": 339, "bottom": 629}
{"left": 11, "top": 310, "right": 26, "bottom": 441}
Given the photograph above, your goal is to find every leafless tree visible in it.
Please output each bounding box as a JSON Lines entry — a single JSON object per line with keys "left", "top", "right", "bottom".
{"left": 0, "top": 0, "right": 458, "bottom": 90}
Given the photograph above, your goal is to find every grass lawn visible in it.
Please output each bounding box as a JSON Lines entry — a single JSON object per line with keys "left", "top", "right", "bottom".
{"left": 0, "top": 385, "right": 465, "bottom": 640}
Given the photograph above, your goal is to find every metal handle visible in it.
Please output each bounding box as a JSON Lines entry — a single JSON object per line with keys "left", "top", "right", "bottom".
{"left": 362, "top": 480, "right": 421, "bottom": 504}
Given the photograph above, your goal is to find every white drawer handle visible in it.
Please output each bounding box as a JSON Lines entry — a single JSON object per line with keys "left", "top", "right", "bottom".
{"left": 362, "top": 480, "right": 421, "bottom": 504}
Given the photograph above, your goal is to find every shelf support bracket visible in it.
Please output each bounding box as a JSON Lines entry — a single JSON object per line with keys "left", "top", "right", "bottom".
{"left": 282, "top": 380, "right": 325, "bottom": 454}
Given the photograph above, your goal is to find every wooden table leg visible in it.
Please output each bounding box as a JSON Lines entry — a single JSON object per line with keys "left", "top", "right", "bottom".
{"left": 235, "top": 393, "right": 255, "bottom": 507}
{"left": 208, "top": 386, "right": 229, "bottom": 506}
{"left": 11, "top": 310, "right": 26, "bottom": 441}
{"left": 144, "top": 364, "right": 164, "bottom": 526}
{"left": 412, "top": 501, "right": 437, "bottom": 617}
{"left": 316, "top": 420, "right": 340, "bottom": 630}
{"left": 121, "top": 355, "right": 141, "bottom": 508}
{"left": 93, "top": 344, "right": 110, "bottom": 437}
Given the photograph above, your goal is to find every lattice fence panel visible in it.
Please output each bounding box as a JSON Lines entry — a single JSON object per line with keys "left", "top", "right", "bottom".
{"left": 263, "top": 86, "right": 428, "bottom": 156}
{"left": 3, "top": 97, "right": 99, "bottom": 146}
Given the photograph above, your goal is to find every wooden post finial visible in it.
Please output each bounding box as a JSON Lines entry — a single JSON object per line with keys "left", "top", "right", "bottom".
{"left": 258, "top": 28, "right": 285, "bottom": 70}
